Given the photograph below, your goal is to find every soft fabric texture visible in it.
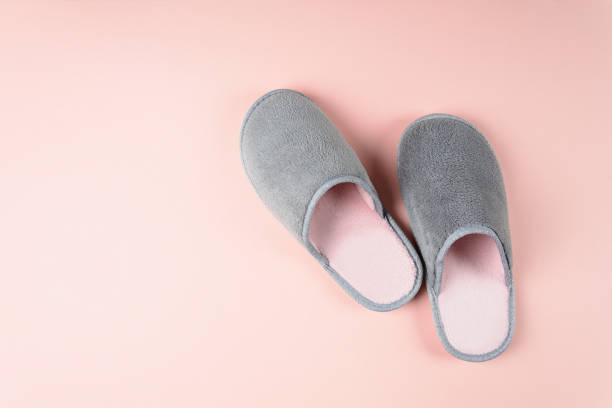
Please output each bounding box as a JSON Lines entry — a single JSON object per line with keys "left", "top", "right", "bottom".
{"left": 241, "top": 89, "right": 422, "bottom": 311}
{"left": 309, "top": 183, "right": 418, "bottom": 305}
{"left": 397, "top": 113, "right": 514, "bottom": 362}
{"left": 438, "top": 234, "right": 509, "bottom": 355}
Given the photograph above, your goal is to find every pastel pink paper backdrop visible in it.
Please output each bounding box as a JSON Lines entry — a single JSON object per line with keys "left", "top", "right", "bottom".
{"left": 1, "top": 1, "right": 611, "bottom": 407}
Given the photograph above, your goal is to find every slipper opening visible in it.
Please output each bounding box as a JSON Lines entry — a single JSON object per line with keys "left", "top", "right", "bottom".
{"left": 308, "top": 182, "right": 417, "bottom": 305}
{"left": 437, "top": 233, "right": 510, "bottom": 356}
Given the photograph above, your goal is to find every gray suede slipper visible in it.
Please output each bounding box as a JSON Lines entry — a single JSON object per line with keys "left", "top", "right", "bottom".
{"left": 398, "top": 114, "right": 514, "bottom": 361}
{"left": 240, "top": 89, "right": 422, "bottom": 311}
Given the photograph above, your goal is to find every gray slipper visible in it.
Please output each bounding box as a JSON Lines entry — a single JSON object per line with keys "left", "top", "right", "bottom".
{"left": 240, "top": 89, "right": 422, "bottom": 311}
{"left": 398, "top": 114, "right": 514, "bottom": 361}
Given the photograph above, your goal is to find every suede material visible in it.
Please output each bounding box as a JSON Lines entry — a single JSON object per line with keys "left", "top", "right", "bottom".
{"left": 241, "top": 89, "right": 376, "bottom": 242}
{"left": 398, "top": 114, "right": 514, "bottom": 361}
{"left": 240, "top": 89, "right": 422, "bottom": 311}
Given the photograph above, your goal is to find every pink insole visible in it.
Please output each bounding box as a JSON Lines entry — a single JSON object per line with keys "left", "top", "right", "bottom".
{"left": 308, "top": 183, "right": 417, "bottom": 304}
{"left": 438, "top": 234, "right": 509, "bottom": 355}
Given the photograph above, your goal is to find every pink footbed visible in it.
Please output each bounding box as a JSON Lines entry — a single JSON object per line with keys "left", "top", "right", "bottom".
{"left": 308, "top": 183, "right": 417, "bottom": 304}
{"left": 438, "top": 234, "right": 509, "bottom": 355}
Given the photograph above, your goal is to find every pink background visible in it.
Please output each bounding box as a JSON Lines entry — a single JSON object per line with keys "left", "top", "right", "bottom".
{"left": 1, "top": 1, "right": 611, "bottom": 407}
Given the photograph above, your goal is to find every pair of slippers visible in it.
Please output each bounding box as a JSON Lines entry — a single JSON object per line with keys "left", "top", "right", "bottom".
{"left": 240, "top": 89, "right": 514, "bottom": 362}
